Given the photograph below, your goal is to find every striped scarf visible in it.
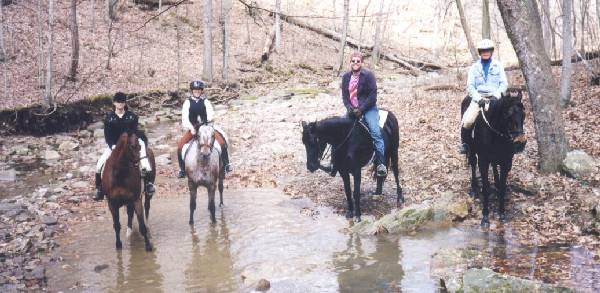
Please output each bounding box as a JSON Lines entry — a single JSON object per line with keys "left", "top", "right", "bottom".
{"left": 348, "top": 72, "right": 360, "bottom": 108}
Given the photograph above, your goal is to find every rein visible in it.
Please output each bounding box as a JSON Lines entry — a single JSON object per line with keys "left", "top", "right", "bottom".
{"left": 479, "top": 105, "right": 509, "bottom": 139}
{"left": 318, "top": 119, "right": 358, "bottom": 163}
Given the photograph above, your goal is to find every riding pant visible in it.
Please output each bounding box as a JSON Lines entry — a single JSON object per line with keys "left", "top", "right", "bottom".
{"left": 363, "top": 107, "right": 385, "bottom": 165}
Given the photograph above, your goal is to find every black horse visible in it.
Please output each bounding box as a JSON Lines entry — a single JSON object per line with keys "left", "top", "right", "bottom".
{"left": 463, "top": 90, "right": 527, "bottom": 227}
{"left": 302, "top": 111, "right": 403, "bottom": 222}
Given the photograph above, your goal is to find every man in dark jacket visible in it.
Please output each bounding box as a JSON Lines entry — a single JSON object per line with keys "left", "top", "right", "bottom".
{"left": 93, "top": 92, "right": 155, "bottom": 201}
{"left": 339, "top": 52, "right": 387, "bottom": 177}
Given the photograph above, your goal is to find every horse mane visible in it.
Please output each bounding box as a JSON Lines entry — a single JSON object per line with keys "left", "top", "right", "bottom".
{"left": 111, "top": 133, "right": 137, "bottom": 178}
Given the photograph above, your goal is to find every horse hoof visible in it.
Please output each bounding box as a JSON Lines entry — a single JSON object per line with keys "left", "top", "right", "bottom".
{"left": 354, "top": 216, "right": 362, "bottom": 222}
{"left": 480, "top": 216, "right": 490, "bottom": 228}
{"left": 499, "top": 213, "right": 508, "bottom": 224}
{"left": 145, "top": 243, "right": 153, "bottom": 252}
{"left": 219, "top": 203, "right": 224, "bottom": 207}
{"left": 116, "top": 241, "right": 122, "bottom": 250}
{"left": 188, "top": 220, "right": 194, "bottom": 225}
{"left": 126, "top": 227, "right": 132, "bottom": 237}
{"left": 345, "top": 211, "right": 354, "bottom": 219}
{"left": 468, "top": 190, "right": 477, "bottom": 198}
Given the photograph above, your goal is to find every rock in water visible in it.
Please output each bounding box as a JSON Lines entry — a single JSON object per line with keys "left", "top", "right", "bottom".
{"left": 256, "top": 279, "right": 271, "bottom": 291}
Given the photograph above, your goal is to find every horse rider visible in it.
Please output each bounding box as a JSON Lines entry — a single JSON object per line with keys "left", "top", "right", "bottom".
{"left": 459, "top": 39, "right": 508, "bottom": 154}
{"left": 176, "top": 80, "right": 232, "bottom": 178}
{"left": 94, "top": 92, "right": 155, "bottom": 201}
{"left": 334, "top": 51, "right": 387, "bottom": 178}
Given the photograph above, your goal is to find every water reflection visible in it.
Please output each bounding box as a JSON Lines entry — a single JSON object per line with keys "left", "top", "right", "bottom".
{"left": 107, "top": 235, "right": 164, "bottom": 293}
{"left": 185, "top": 212, "right": 237, "bottom": 292}
{"left": 335, "top": 234, "right": 404, "bottom": 292}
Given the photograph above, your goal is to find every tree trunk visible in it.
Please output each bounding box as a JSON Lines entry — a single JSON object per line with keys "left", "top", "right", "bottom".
{"left": 45, "top": 0, "right": 54, "bottom": 107}
{"left": 357, "top": 0, "right": 372, "bottom": 52}
{"left": 68, "top": 0, "right": 79, "bottom": 80}
{"left": 372, "top": 0, "right": 384, "bottom": 65}
{"left": 560, "top": 0, "right": 573, "bottom": 107}
{"left": 541, "top": 0, "right": 552, "bottom": 56}
{"left": 496, "top": 0, "right": 569, "bottom": 173}
{"left": 158, "top": 0, "right": 162, "bottom": 22}
{"left": 579, "top": 0, "right": 589, "bottom": 54}
{"left": 176, "top": 6, "right": 181, "bottom": 89}
{"left": 336, "top": 0, "right": 349, "bottom": 74}
{"left": 202, "top": 0, "right": 213, "bottom": 83}
{"left": 274, "top": 0, "right": 280, "bottom": 52}
{"left": 37, "top": 0, "right": 44, "bottom": 88}
{"left": 456, "top": 0, "right": 478, "bottom": 61}
{"left": 0, "top": 2, "right": 6, "bottom": 62}
{"left": 597, "top": 0, "right": 600, "bottom": 34}
{"left": 106, "top": 18, "right": 114, "bottom": 70}
{"left": 482, "top": 0, "right": 491, "bottom": 39}
{"left": 221, "top": 0, "right": 231, "bottom": 81}
{"left": 106, "top": 0, "right": 116, "bottom": 21}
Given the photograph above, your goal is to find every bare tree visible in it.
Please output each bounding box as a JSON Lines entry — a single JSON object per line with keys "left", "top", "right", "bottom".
{"left": 560, "top": 0, "right": 574, "bottom": 107}
{"left": 45, "top": 0, "right": 54, "bottom": 107}
{"left": 597, "top": 0, "right": 600, "bottom": 33}
{"left": 357, "top": 0, "right": 372, "bottom": 52}
{"left": 372, "top": 0, "right": 384, "bottom": 65}
{"left": 275, "top": 0, "right": 281, "bottom": 52}
{"left": 221, "top": 0, "right": 231, "bottom": 81}
{"left": 579, "top": 0, "right": 590, "bottom": 53}
{"left": 496, "top": 0, "right": 569, "bottom": 173}
{"left": 106, "top": 0, "right": 117, "bottom": 21}
{"left": 482, "top": 0, "right": 491, "bottom": 39}
{"left": 336, "top": 0, "right": 349, "bottom": 75}
{"left": 541, "top": 0, "right": 552, "bottom": 55}
{"left": 106, "top": 18, "right": 114, "bottom": 70}
{"left": 202, "top": 0, "right": 213, "bottom": 83}
{"left": 0, "top": 1, "right": 6, "bottom": 62}
{"left": 456, "top": 0, "right": 478, "bottom": 61}
{"left": 37, "top": 0, "right": 44, "bottom": 88}
{"left": 331, "top": 0, "right": 336, "bottom": 32}
{"left": 176, "top": 6, "right": 181, "bottom": 89}
{"left": 68, "top": 0, "right": 79, "bottom": 80}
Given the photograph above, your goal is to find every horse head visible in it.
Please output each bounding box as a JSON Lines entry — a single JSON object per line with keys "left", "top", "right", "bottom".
{"left": 301, "top": 121, "right": 327, "bottom": 173}
{"left": 502, "top": 90, "right": 527, "bottom": 153}
{"left": 197, "top": 125, "right": 216, "bottom": 159}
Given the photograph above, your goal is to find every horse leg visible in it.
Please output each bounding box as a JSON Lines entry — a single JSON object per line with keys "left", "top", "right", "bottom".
{"left": 352, "top": 168, "right": 362, "bottom": 222}
{"left": 218, "top": 171, "right": 225, "bottom": 207}
{"left": 498, "top": 161, "right": 512, "bottom": 223}
{"left": 144, "top": 192, "right": 151, "bottom": 220}
{"left": 126, "top": 204, "right": 134, "bottom": 237}
{"left": 478, "top": 158, "right": 491, "bottom": 228}
{"left": 375, "top": 177, "right": 384, "bottom": 195}
{"left": 340, "top": 172, "right": 353, "bottom": 219}
{"left": 390, "top": 147, "right": 403, "bottom": 205}
{"left": 133, "top": 198, "right": 153, "bottom": 251}
{"left": 109, "top": 203, "right": 122, "bottom": 250}
{"left": 188, "top": 181, "right": 197, "bottom": 225}
{"left": 492, "top": 163, "right": 500, "bottom": 192}
{"left": 468, "top": 152, "right": 478, "bottom": 198}
{"left": 208, "top": 185, "right": 217, "bottom": 224}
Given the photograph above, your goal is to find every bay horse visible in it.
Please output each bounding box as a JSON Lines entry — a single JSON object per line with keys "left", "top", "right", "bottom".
{"left": 184, "top": 124, "right": 226, "bottom": 224}
{"left": 101, "top": 132, "right": 154, "bottom": 251}
{"left": 464, "top": 90, "right": 527, "bottom": 227}
{"left": 302, "top": 111, "right": 403, "bottom": 222}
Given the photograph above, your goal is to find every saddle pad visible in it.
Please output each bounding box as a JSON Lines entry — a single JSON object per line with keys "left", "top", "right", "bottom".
{"left": 378, "top": 110, "right": 388, "bottom": 128}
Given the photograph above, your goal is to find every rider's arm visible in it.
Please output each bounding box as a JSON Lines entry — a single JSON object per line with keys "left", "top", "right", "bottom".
{"left": 341, "top": 74, "right": 352, "bottom": 112}
{"left": 181, "top": 99, "right": 194, "bottom": 131}
{"left": 495, "top": 64, "right": 508, "bottom": 98}
{"left": 359, "top": 71, "right": 377, "bottom": 113}
{"left": 467, "top": 64, "right": 482, "bottom": 102}
{"left": 103, "top": 114, "right": 116, "bottom": 149}
{"left": 204, "top": 99, "right": 214, "bottom": 123}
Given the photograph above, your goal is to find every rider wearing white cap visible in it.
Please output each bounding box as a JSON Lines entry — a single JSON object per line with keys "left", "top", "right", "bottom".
{"left": 459, "top": 39, "right": 508, "bottom": 154}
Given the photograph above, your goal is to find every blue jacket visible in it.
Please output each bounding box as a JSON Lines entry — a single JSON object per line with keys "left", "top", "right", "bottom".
{"left": 467, "top": 58, "right": 508, "bottom": 101}
{"left": 341, "top": 69, "right": 377, "bottom": 113}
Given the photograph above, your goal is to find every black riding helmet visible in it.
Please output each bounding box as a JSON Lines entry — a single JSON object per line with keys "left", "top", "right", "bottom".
{"left": 190, "top": 80, "right": 205, "bottom": 90}
{"left": 113, "top": 91, "right": 127, "bottom": 102}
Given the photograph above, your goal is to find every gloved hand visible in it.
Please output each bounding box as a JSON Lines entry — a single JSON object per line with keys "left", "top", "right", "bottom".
{"left": 477, "top": 99, "right": 486, "bottom": 108}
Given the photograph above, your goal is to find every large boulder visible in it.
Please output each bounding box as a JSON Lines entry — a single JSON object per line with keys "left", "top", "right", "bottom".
{"left": 58, "top": 140, "right": 80, "bottom": 152}
{"left": 430, "top": 248, "right": 489, "bottom": 292}
{"left": 352, "top": 202, "right": 434, "bottom": 235}
{"left": 43, "top": 150, "right": 60, "bottom": 160}
{"left": 561, "top": 150, "right": 598, "bottom": 179}
{"left": 432, "top": 192, "right": 470, "bottom": 222}
{"left": 463, "top": 268, "right": 574, "bottom": 293}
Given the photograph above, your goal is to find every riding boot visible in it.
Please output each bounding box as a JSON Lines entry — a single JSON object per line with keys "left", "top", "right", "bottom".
{"left": 93, "top": 173, "right": 104, "bottom": 201}
{"left": 375, "top": 152, "right": 387, "bottom": 177}
{"left": 329, "top": 147, "right": 337, "bottom": 177}
{"left": 221, "top": 147, "right": 233, "bottom": 173}
{"left": 459, "top": 127, "right": 472, "bottom": 154}
{"left": 177, "top": 152, "right": 186, "bottom": 178}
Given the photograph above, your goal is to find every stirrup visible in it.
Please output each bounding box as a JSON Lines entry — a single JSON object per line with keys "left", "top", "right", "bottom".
{"left": 376, "top": 164, "right": 387, "bottom": 177}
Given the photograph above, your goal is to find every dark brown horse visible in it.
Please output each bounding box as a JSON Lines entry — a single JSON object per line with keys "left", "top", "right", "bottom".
{"left": 101, "top": 132, "right": 155, "bottom": 251}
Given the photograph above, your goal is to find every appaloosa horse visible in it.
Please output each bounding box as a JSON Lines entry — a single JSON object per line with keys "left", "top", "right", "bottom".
{"left": 464, "top": 90, "right": 527, "bottom": 227}
{"left": 102, "top": 133, "right": 153, "bottom": 251}
{"left": 184, "top": 124, "right": 226, "bottom": 224}
{"left": 302, "top": 111, "right": 403, "bottom": 222}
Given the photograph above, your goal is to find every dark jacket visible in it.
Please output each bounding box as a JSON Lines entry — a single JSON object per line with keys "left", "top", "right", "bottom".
{"left": 341, "top": 69, "right": 378, "bottom": 113}
{"left": 103, "top": 111, "right": 139, "bottom": 148}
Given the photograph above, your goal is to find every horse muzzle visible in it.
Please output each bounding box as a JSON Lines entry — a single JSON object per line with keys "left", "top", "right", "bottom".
{"left": 512, "top": 134, "right": 527, "bottom": 154}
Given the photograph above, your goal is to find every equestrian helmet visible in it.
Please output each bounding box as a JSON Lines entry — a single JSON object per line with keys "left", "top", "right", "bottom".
{"left": 190, "top": 80, "right": 205, "bottom": 90}
{"left": 113, "top": 92, "right": 127, "bottom": 103}
{"left": 477, "top": 39, "right": 495, "bottom": 51}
